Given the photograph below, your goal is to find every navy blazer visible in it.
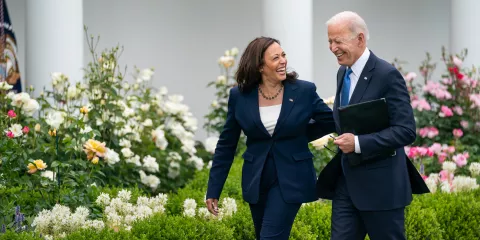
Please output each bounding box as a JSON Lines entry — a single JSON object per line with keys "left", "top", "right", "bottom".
{"left": 206, "top": 79, "right": 335, "bottom": 204}
{"left": 316, "top": 51, "right": 429, "bottom": 211}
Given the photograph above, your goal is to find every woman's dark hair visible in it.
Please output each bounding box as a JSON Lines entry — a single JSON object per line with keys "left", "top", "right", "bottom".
{"left": 235, "top": 37, "right": 298, "bottom": 92}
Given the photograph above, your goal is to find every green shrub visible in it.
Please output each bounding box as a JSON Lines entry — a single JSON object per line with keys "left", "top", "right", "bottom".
{"left": 413, "top": 191, "right": 480, "bottom": 240}
{"left": 221, "top": 203, "right": 255, "bottom": 240}
{"left": 0, "top": 231, "right": 41, "bottom": 240}
{"left": 130, "top": 214, "right": 234, "bottom": 240}
{"left": 64, "top": 228, "right": 134, "bottom": 240}
{"left": 296, "top": 201, "right": 332, "bottom": 239}
{"left": 405, "top": 199, "right": 444, "bottom": 240}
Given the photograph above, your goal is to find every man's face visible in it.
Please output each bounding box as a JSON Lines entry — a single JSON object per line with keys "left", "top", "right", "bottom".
{"left": 327, "top": 22, "right": 364, "bottom": 67}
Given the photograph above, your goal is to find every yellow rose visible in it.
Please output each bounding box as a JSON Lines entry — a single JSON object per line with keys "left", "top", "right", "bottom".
{"left": 33, "top": 159, "right": 47, "bottom": 170}
{"left": 80, "top": 106, "right": 89, "bottom": 115}
{"left": 48, "top": 128, "right": 57, "bottom": 137}
{"left": 35, "top": 124, "right": 41, "bottom": 132}
{"left": 83, "top": 139, "right": 106, "bottom": 160}
{"left": 91, "top": 156, "right": 99, "bottom": 164}
{"left": 27, "top": 163, "right": 37, "bottom": 174}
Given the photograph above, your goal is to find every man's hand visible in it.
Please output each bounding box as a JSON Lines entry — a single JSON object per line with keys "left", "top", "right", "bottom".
{"left": 205, "top": 198, "right": 219, "bottom": 216}
{"left": 333, "top": 133, "right": 355, "bottom": 153}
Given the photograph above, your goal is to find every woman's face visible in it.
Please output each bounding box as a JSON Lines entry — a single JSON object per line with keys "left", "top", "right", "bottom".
{"left": 260, "top": 42, "right": 287, "bottom": 83}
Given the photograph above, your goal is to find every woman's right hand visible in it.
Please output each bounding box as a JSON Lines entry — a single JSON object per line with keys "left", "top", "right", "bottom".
{"left": 206, "top": 198, "right": 219, "bottom": 216}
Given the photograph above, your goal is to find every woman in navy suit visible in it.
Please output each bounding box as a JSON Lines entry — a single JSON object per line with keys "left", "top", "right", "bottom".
{"left": 205, "top": 37, "right": 335, "bottom": 239}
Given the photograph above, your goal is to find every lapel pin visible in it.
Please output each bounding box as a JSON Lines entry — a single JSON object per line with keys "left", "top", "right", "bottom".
{"left": 364, "top": 77, "right": 368, "bottom": 80}
{"left": 289, "top": 98, "right": 294, "bottom": 102}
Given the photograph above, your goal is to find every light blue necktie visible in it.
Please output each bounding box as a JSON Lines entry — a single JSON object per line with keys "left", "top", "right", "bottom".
{"left": 340, "top": 68, "right": 352, "bottom": 174}
{"left": 341, "top": 68, "right": 353, "bottom": 107}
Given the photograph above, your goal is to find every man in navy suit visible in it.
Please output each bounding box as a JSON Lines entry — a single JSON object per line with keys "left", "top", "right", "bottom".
{"left": 315, "top": 11, "right": 429, "bottom": 240}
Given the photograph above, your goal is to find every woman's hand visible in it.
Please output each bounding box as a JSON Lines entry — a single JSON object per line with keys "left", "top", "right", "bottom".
{"left": 206, "top": 198, "right": 219, "bottom": 216}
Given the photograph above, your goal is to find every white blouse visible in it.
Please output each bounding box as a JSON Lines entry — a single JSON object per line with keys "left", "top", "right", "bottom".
{"left": 259, "top": 104, "right": 282, "bottom": 136}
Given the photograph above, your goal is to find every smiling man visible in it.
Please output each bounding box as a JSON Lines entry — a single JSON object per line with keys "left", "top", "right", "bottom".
{"left": 316, "top": 11, "right": 429, "bottom": 240}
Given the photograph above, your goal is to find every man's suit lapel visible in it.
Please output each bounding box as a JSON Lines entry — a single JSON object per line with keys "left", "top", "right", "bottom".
{"left": 273, "top": 81, "right": 298, "bottom": 135}
{"left": 348, "top": 51, "right": 377, "bottom": 104}
{"left": 333, "top": 66, "right": 346, "bottom": 133}
{"left": 245, "top": 86, "right": 270, "bottom": 136}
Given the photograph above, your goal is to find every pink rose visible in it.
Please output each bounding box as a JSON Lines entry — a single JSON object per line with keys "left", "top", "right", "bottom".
{"left": 22, "top": 126, "right": 30, "bottom": 134}
{"left": 452, "top": 56, "right": 463, "bottom": 68}
{"left": 411, "top": 99, "right": 431, "bottom": 111}
{"left": 439, "top": 106, "right": 453, "bottom": 117}
{"left": 438, "top": 152, "right": 448, "bottom": 163}
{"left": 6, "top": 131, "right": 14, "bottom": 138}
{"left": 460, "top": 120, "right": 469, "bottom": 129}
{"left": 453, "top": 129, "right": 463, "bottom": 138}
{"left": 404, "top": 72, "right": 417, "bottom": 82}
{"left": 427, "top": 127, "right": 439, "bottom": 139}
{"left": 453, "top": 106, "right": 463, "bottom": 115}
{"left": 442, "top": 78, "right": 453, "bottom": 85}
{"left": 453, "top": 153, "right": 468, "bottom": 167}
{"left": 7, "top": 110, "right": 16, "bottom": 118}
{"left": 429, "top": 143, "right": 442, "bottom": 154}
{"left": 439, "top": 170, "right": 454, "bottom": 182}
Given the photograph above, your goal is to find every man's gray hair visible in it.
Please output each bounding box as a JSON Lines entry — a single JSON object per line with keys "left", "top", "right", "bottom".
{"left": 326, "top": 11, "right": 370, "bottom": 41}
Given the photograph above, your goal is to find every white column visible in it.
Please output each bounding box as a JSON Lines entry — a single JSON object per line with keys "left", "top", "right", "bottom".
{"left": 451, "top": 0, "right": 480, "bottom": 67}
{"left": 26, "top": 0, "right": 83, "bottom": 96}
{"left": 262, "top": 0, "right": 313, "bottom": 82}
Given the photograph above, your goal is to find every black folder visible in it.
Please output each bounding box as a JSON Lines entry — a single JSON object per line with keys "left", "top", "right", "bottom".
{"left": 338, "top": 98, "right": 389, "bottom": 135}
{"left": 335, "top": 98, "right": 430, "bottom": 194}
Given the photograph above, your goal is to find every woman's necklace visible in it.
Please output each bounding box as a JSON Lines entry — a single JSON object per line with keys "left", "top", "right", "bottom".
{"left": 258, "top": 85, "right": 283, "bottom": 100}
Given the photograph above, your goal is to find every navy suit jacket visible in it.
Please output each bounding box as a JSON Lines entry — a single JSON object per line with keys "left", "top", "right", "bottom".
{"left": 316, "top": 51, "right": 429, "bottom": 211}
{"left": 206, "top": 79, "right": 335, "bottom": 204}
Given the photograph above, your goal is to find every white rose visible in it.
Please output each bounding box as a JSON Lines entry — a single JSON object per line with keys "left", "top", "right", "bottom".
{"left": 205, "top": 136, "right": 219, "bottom": 153}
{"left": 8, "top": 124, "right": 23, "bottom": 137}
{"left": 140, "top": 104, "right": 150, "bottom": 111}
{"left": 22, "top": 99, "right": 40, "bottom": 116}
{"left": 104, "top": 148, "right": 120, "bottom": 165}
{"left": 121, "top": 148, "right": 134, "bottom": 158}
{"left": 159, "top": 87, "right": 168, "bottom": 95}
{"left": 45, "top": 111, "right": 65, "bottom": 129}
{"left": 138, "top": 68, "right": 154, "bottom": 82}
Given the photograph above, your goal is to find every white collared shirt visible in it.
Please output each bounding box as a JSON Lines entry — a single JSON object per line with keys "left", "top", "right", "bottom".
{"left": 344, "top": 47, "right": 370, "bottom": 154}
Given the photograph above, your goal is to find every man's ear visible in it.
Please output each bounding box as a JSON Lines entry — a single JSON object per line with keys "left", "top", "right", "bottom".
{"left": 358, "top": 33, "right": 366, "bottom": 47}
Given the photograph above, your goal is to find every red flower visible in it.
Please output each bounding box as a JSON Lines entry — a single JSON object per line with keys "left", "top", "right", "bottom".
{"left": 7, "top": 110, "right": 16, "bottom": 118}
{"left": 22, "top": 126, "right": 30, "bottom": 134}
{"left": 6, "top": 131, "right": 14, "bottom": 138}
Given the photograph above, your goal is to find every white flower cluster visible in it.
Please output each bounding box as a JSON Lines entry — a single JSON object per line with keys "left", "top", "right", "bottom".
{"left": 142, "top": 155, "right": 159, "bottom": 173}
{"left": 104, "top": 148, "right": 120, "bottom": 166}
{"left": 442, "top": 161, "right": 457, "bottom": 173}
{"left": 424, "top": 161, "right": 480, "bottom": 193}
{"left": 31, "top": 204, "right": 104, "bottom": 239}
{"left": 7, "top": 92, "right": 40, "bottom": 117}
{"left": 187, "top": 156, "right": 205, "bottom": 171}
{"left": 469, "top": 162, "right": 480, "bottom": 177}
{"left": 452, "top": 176, "right": 479, "bottom": 192}
{"left": 51, "top": 72, "right": 69, "bottom": 92}
{"left": 166, "top": 121, "right": 196, "bottom": 156}
{"left": 45, "top": 110, "right": 66, "bottom": 129}
{"left": 167, "top": 152, "right": 182, "bottom": 179}
{"left": 97, "top": 190, "right": 168, "bottom": 231}
{"left": 151, "top": 126, "right": 168, "bottom": 150}
{"left": 0, "top": 81, "right": 13, "bottom": 90}
{"left": 204, "top": 136, "right": 219, "bottom": 154}
{"left": 139, "top": 170, "right": 161, "bottom": 190}
{"left": 185, "top": 197, "right": 238, "bottom": 221}
{"left": 183, "top": 198, "right": 197, "bottom": 217}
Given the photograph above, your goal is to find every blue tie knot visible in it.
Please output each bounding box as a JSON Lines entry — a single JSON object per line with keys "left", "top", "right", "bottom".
{"left": 340, "top": 68, "right": 353, "bottom": 107}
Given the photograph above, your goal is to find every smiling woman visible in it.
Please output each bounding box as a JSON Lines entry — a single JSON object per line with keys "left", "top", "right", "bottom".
{"left": 205, "top": 36, "right": 336, "bottom": 240}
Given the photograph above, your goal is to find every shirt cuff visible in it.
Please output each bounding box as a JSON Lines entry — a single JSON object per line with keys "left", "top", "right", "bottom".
{"left": 354, "top": 135, "right": 361, "bottom": 153}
